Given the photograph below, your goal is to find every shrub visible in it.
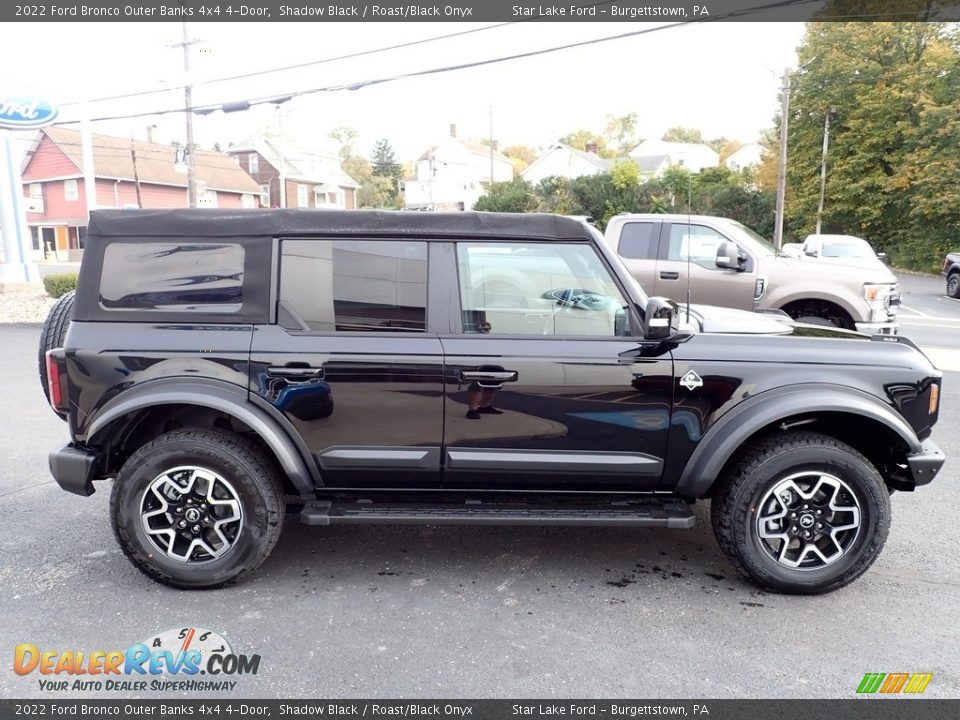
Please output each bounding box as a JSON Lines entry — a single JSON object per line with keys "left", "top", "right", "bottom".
{"left": 43, "top": 273, "right": 78, "bottom": 299}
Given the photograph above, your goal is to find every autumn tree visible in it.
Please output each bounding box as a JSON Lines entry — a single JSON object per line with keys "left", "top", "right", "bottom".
{"left": 662, "top": 127, "right": 704, "bottom": 144}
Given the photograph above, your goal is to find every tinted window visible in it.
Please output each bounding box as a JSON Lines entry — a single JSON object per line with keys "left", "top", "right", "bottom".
{"left": 667, "top": 224, "right": 727, "bottom": 270}
{"left": 100, "top": 242, "right": 244, "bottom": 312}
{"left": 618, "top": 222, "right": 658, "bottom": 259}
{"left": 456, "top": 242, "right": 629, "bottom": 337}
{"left": 280, "top": 240, "right": 427, "bottom": 332}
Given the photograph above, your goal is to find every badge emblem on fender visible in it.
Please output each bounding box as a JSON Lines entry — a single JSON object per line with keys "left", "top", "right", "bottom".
{"left": 680, "top": 370, "right": 704, "bottom": 391}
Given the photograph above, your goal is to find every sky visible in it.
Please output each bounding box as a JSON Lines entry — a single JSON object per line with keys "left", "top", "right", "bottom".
{"left": 2, "top": 21, "right": 808, "bottom": 161}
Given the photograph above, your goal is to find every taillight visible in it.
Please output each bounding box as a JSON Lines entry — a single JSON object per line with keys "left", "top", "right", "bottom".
{"left": 46, "top": 350, "right": 63, "bottom": 410}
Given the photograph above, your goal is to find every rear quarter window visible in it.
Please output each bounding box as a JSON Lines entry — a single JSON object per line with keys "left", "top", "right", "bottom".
{"left": 100, "top": 242, "right": 244, "bottom": 312}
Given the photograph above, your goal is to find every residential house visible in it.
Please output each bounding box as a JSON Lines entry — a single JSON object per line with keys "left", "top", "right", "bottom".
{"left": 629, "top": 139, "right": 720, "bottom": 175}
{"left": 521, "top": 143, "right": 612, "bottom": 184}
{"left": 404, "top": 125, "right": 513, "bottom": 212}
{"left": 21, "top": 127, "right": 262, "bottom": 262}
{"left": 227, "top": 137, "right": 359, "bottom": 210}
{"left": 635, "top": 154, "right": 672, "bottom": 182}
{"left": 725, "top": 143, "right": 766, "bottom": 171}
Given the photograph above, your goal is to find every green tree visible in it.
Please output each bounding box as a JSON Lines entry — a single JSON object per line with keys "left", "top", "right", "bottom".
{"left": 474, "top": 178, "right": 537, "bottom": 213}
{"left": 786, "top": 21, "right": 960, "bottom": 269}
{"left": 328, "top": 127, "right": 358, "bottom": 161}
{"left": 371, "top": 138, "right": 401, "bottom": 182}
{"left": 662, "top": 127, "right": 704, "bottom": 144}
{"left": 559, "top": 129, "right": 611, "bottom": 158}
{"left": 604, "top": 113, "right": 639, "bottom": 156}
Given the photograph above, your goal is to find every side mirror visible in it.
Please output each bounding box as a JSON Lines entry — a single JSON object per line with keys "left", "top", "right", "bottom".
{"left": 715, "top": 241, "right": 743, "bottom": 271}
{"left": 643, "top": 296, "right": 680, "bottom": 341}
{"left": 877, "top": 252, "right": 887, "bottom": 262}
{"left": 804, "top": 248, "right": 818, "bottom": 257}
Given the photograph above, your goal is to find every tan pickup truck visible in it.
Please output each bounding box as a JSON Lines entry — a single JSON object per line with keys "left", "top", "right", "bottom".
{"left": 602, "top": 213, "right": 900, "bottom": 333}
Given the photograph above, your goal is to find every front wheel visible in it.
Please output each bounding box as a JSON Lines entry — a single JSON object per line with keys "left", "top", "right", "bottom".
{"left": 711, "top": 431, "right": 890, "bottom": 595}
{"left": 947, "top": 272, "right": 960, "bottom": 299}
{"left": 110, "top": 428, "right": 285, "bottom": 589}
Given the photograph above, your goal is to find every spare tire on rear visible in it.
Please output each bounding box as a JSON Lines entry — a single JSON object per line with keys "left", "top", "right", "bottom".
{"left": 38, "top": 290, "right": 75, "bottom": 415}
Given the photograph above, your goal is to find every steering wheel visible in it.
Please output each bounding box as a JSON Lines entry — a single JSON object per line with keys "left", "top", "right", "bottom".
{"left": 540, "top": 288, "right": 612, "bottom": 334}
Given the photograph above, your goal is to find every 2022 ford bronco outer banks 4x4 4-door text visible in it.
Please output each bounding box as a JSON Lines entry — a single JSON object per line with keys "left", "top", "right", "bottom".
{"left": 42, "top": 210, "right": 945, "bottom": 594}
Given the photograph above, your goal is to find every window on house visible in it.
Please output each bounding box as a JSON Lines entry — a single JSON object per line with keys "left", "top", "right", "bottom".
{"left": 241, "top": 193, "right": 256, "bottom": 209}
{"left": 28, "top": 183, "right": 41, "bottom": 199}
{"left": 260, "top": 184, "right": 270, "bottom": 206}
{"left": 248, "top": 154, "right": 259, "bottom": 174}
{"left": 64, "top": 179, "right": 78, "bottom": 202}
{"left": 297, "top": 184, "right": 308, "bottom": 208}
{"left": 279, "top": 240, "right": 427, "bottom": 333}
{"left": 30, "top": 226, "right": 40, "bottom": 251}
{"left": 199, "top": 189, "right": 218, "bottom": 208}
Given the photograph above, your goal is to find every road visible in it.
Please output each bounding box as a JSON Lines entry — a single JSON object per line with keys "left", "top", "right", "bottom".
{"left": 896, "top": 272, "right": 960, "bottom": 370}
{"left": 0, "top": 321, "right": 957, "bottom": 700}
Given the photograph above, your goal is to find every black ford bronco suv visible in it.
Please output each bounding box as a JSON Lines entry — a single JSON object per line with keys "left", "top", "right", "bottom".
{"left": 42, "top": 209, "right": 945, "bottom": 594}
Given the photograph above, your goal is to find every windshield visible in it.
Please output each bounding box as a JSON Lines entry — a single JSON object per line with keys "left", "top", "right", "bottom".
{"left": 821, "top": 239, "right": 875, "bottom": 258}
{"left": 727, "top": 220, "right": 779, "bottom": 255}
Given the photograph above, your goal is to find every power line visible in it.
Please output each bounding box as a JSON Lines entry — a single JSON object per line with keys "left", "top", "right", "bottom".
{"left": 57, "top": 22, "right": 520, "bottom": 108}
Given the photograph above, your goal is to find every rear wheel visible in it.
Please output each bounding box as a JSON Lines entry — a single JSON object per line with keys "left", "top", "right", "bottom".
{"left": 38, "top": 290, "right": 74, "bottom": 411}
{"left": 110, "top": 428, "right": 285, "bottom": 589}
{"left": 711, "top": 431, "right": 890, "bottom": 594}
{"left": 947, "top": 272, "right": 960, "bottom": 299}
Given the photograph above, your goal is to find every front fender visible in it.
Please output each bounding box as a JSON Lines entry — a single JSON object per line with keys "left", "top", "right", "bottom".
{"left": 674, "top": 383, "right": 921, "bottom": 498}
{"left": 86, "top": 378, "right": 318, "bottom": 498}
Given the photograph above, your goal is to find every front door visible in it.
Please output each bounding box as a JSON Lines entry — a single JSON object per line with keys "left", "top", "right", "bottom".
{"left": 250, "top": 238, "right": 444, "bottom": 489}
{"left": 440, "top": 240, "right": 673, "bottom": 492}
{"left": 654, "top": 222, "right": 757, "bottom": 310}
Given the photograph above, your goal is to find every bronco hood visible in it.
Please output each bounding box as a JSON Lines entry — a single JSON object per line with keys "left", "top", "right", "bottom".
{"left": 682, "top": 304, "right": 867, "bottom": 339}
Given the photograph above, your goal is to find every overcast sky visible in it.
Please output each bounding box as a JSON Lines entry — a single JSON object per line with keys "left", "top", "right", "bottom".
{"left": 3, "top": 21, "right": 807, "bottom": 160}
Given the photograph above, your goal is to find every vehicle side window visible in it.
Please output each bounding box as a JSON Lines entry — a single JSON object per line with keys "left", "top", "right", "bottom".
{"left": 279, "top": 240, "right": 427, "bottom": 332}
{"left": 618, "top": 222, "right": 658, "bottom": 260}
{"left": 455, "top": 242, "right": 630, "bottom": 337}
{"left": 666, "top": 224, "right": 728, "bottom": 270}
{"left": 99, "top": 242, "right": 244, "bottom": 312}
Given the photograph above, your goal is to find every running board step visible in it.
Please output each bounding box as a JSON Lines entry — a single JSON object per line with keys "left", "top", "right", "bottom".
{"left": 300, "top": 500, "right": 695, "bottom": 529}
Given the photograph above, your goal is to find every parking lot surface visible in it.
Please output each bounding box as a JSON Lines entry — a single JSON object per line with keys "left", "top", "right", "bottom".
{"left": 1, "top": 319, "right": 957, "bottom": 699}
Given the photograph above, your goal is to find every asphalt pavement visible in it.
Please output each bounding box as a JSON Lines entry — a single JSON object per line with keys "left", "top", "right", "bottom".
{"left": 0, "top": 318, "right": 958, "bottom": 700}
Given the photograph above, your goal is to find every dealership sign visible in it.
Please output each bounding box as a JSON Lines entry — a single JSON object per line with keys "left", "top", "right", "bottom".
{"left": 0, "top": 95, "right": 58, "bottom": 129}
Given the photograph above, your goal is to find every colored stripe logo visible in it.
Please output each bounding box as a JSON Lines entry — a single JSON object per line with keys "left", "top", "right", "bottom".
{"left": 857, "top": 672, "right": 932, "bottom": 694}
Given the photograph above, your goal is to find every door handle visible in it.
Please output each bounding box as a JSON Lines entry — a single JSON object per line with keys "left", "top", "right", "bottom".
{"left": 460, "top": 369, "right": 518, "bottom": 386}
{"left": 659, "top": 271, "right": 680, "bottom": 280}
{"left": 267, "top": 366, "right": 325, "bottom": 380}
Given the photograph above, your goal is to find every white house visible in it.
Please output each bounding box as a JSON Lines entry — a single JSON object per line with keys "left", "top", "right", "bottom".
{"left": 404, "top": 125, "right": 513, "bottom": 212}
{"left": 630, "top": 139, "right": 719, "bottom": 174}
{"left": 725, "top": 143, "right": 766, "bottom": 171}
{"left": 521, "top": 143, "right": 612, "bottom": 184}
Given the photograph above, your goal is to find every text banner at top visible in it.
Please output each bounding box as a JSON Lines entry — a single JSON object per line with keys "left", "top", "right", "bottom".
{"left": 7, "top": 0, "right": 960, "bottom": 23}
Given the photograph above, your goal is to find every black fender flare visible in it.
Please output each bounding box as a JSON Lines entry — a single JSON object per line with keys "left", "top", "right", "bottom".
{"left": 86, "top": 378, "right": 319, "bottom": 498}
{"left": 674, "top": 383, "right": 921, "bottom": 498}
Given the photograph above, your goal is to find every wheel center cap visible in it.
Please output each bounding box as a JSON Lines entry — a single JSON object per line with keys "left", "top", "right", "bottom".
{"left": 185, "top": 508, "right": 201, "bottom": 523}
{"left": 799, "top": 513, "right": 815, "bottom": 529}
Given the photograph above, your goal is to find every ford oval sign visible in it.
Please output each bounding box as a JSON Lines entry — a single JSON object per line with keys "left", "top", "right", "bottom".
{"left": 0, "top": 96, "right": 58, "bottom": 129}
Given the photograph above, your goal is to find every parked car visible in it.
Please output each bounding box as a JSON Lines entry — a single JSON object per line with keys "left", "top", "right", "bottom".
{"left": 604, "top": 214, "right": 901, "bottom": 333}
{"left": 943, "top": 252, "right": 960, "bottom": 299}
{"left": 42, "top": 209, "right": 944, "bottom": 595}
{"left": 785, "top": 234, "right": 888, "bottom": 272}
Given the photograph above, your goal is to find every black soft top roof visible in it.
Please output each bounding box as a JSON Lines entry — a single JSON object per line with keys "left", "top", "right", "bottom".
{"left": 87, "top": 209, "right": 592, "bottom": 241}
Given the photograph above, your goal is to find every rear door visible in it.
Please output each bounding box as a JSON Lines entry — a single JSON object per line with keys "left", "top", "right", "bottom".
{"left": 250, "top": 238, "right": 444, "bottom": 490}
{"left": 610, "top": 219, "right": 662, "bottom": 296}
{"left": 439, "top": 239, "right": 673, "bottom": 492}
{"left": 653, "top": 222, "right": 757, "bottom": 310}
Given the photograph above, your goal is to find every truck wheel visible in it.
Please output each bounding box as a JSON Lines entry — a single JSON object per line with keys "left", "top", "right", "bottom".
{"left": 110, "top": 428, "right": 285, "bottom": 589}
{"left": 38, "top": 290, "right": 74, "bottom": 412}
{"left": 947, "top": 272, "right": 960, "bottom": 299}
{"left": 711, "top": 431, "right": 890, "bottom": 595}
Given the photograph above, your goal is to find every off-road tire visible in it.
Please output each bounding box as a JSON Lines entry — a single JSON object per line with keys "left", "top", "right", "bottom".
{"left": 110, "top": 427, "right": 285, "bottom": 589}
{"left": 38, "top": 290, "right": 74, "bottom": 412}
{"left": 711, "top": 431, "right": 890, "bottom": 595}
{"left": 947, "top": 272, "right": 960, "bottom": 299}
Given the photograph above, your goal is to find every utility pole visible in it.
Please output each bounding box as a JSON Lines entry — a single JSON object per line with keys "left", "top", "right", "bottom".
{"left": 815, "top": 108, "right": 833, "bottom": 235}
{"left": 774, "top": 67, "right": 791, "bottom": 250}
{"left": 278, "top": 106, "right": 286, "bottom": 208}
{"left": 130, "top": 140, "right": 143, "bottom": 208}
{"left": 488, "top": 105, "right": 494, "bottom": 185}
{"left": 175, "top": 21, "right": 199, "bottom": 207}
